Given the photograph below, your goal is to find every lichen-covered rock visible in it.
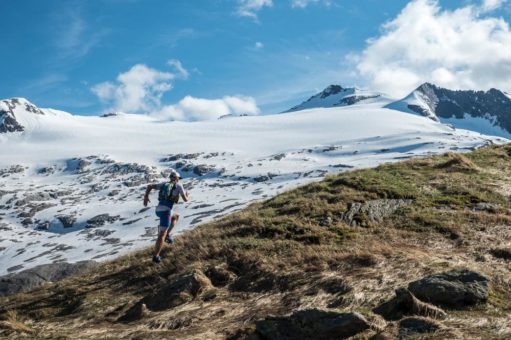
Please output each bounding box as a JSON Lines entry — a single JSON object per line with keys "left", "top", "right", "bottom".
{"left": 341, "top": 199, "right": 413, "bottom": 226}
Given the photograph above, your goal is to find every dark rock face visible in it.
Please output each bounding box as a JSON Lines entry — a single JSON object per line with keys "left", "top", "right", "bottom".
{"left": 0, "top": 261, "right": 96, "bottom": 296}
{"left": 404, "top": 83, "right": 511, "bottom": 133}
{"left": 1, "top": 98, "right": 44, "bottom": 133}
{"left": 256, "top": 309, "right": 372, "bottom": 340}
{"left": 340, "top": 94, "right": 380, "bottom": 106}
{"left": 408, "top": 269, "right": 489, "bottom": 308}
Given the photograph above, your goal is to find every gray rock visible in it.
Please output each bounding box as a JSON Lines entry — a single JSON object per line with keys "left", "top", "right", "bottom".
{"left": 256, "top": 309, "right": 372, "bottom": 340}
{"left": 473, "top": 202, "right": 500, "bottom": 213}
{"left": 254, "top": 175, "right": 270, "bottom": 182}
{"left": 408, "top": 269, "right": 489, "bottom": 308}
{"left": 85, "top": 214, "right": 120, "bottom": 228}
{"left": 0, "top": 261, "right": 96, "bottom": 296}
{"left": 57, "top": 215, "right": 76, "bottom": 228}
{"left": 37, "top": 166, "right": 56, "bottom": 175}
{"left": 36, "top": 221, "right": 50, "bottom": 230}
{"left": 193, "top": 164, "right": 217, "bottom": 176}
{"left": 341, "top": 199, "right": 413, "bottom": 227}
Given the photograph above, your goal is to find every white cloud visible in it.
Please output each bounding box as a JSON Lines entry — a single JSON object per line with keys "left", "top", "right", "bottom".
{"left": 291, "top": 0, "right": 332, "bottom": 8}
{"left": 354, "top": 0, "right": 511, "bottom": 97}
{"left": 236, "top": 0, "right": 273, "bottom": 19}
{"left": 255, "top": 41, "right": 264, "bottom": 49}
{"left": 92, "top": 63, "right": 259, "bottom": 120}
{"left": 154, "top": 95, "right": 260, "bottom": 121}
{"left": 92, "top": 64, "right": 174, "bottom": 113}
{"left": 167, "top": 59, "right": 189, "bottom": 79}
{"left": 481, "top": 0, "right": 506, "bottom": 12}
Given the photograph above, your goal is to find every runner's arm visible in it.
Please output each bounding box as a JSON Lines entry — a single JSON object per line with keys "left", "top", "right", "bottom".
{"left": 179, "top": 184, "right": 189, "bottom": 202}
{"left": 143, "top": 184, "right": 158, "bottom": 206}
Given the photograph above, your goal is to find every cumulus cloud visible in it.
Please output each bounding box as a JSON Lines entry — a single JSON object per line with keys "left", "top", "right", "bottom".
{"left": 255, "top": 41, "right": 264, "bottom": 49}
{"left": 154, "top": 95, "right": 260, "bottom": 121}
{"left": 92, "top": 64, "right": 174, "bottom": 113}
{"left": 167, "top": 59, "right": 189, "bottom": 79}
{"left": 354, "top": 0, "right": 511, "bottom": 97}
{"left": 92, "top": 63, "right": 260, "bottom": 120}
{"left": 236, "top": 0, "right": 273, "bottom": 19}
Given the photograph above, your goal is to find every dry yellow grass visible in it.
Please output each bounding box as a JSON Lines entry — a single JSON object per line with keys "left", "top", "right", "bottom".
{"left": 1, "top": 145, "right": 511, "bottom": 339}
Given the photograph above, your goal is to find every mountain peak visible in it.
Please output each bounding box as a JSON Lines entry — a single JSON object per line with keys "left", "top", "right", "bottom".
{"left": 387, "top": 83, "right": 511, "bottom": 138}
{"left": 0, "top": 98, "right": 45, "bottom": 133}
{"left": 286, "top": 84, "right": 383, "bottom": 112}
{"left": 320, "top": 85, "right": 344, "bottom": 98}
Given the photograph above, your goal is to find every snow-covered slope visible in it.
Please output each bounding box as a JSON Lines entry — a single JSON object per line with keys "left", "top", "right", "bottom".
{"left": 387, "top": 83, "right": 511, "bottom": 138}
{"left": 0, "top": 97, "right": 506, "bottom": 275}
{"left": 285, "top": 85, "right": 388, "bottom": 112}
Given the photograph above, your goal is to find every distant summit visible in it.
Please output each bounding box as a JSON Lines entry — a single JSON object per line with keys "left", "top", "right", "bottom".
{"left": 285, "top": 85, "right": 384, "bottom": 112}
{"left": 0, "top": 98, "right": 44, "bottom": 133}
{"left": 387, "top": 83, "right": 511, "bottom": 138}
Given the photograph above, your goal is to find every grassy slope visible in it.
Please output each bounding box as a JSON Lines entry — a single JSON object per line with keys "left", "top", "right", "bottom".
{"left": 1, "top": 145, "right": 511, "bottom": 339}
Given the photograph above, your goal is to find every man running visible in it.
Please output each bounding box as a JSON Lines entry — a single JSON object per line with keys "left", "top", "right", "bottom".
{"left": 143, "top": 170, "right": 189, "bottom": 263}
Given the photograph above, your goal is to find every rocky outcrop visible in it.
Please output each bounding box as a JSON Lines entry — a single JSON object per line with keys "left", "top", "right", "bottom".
{"left": 0, "top": 261, "right": 96, "bottom": 296}
{"left": 408, "top": 269, "right": 489, "bottom": 308}
{"left": 120, "top": 269, "right": 214, "bottom": 322}
{"left": 341, "top": 199, "right": 413, "bottom": 226}
{"left": 374, "top": 288, "right": 447, "bottom": 320}
{"left": 256, "top": 309, "right": 373, "bottom": 340}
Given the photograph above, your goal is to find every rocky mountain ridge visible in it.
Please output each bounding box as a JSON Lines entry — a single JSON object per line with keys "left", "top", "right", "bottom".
{"left": 387, "top": 83, "right": 511, "bottom": 138}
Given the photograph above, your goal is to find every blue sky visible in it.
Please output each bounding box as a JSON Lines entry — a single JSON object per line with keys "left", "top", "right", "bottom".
{"left": 1, "top": 0, "right": 510, "bottom": 117}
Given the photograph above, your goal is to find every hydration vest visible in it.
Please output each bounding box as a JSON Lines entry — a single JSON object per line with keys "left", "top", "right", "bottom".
{"left": 158, "top": 182, "right": 179, "bottom": 208}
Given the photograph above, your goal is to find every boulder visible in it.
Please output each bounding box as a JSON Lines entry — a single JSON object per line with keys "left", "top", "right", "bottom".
{"left": 256, "top": 309, "right": 372, "bottom": 340}
{"left": 373, "top": 288, "right": 446, "bottom": 321}
{"left": 408, "top": 269, "right": 489, "bottom": 308}
{"left": 0, "top": 261, "right": 96, "bottom": 296}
